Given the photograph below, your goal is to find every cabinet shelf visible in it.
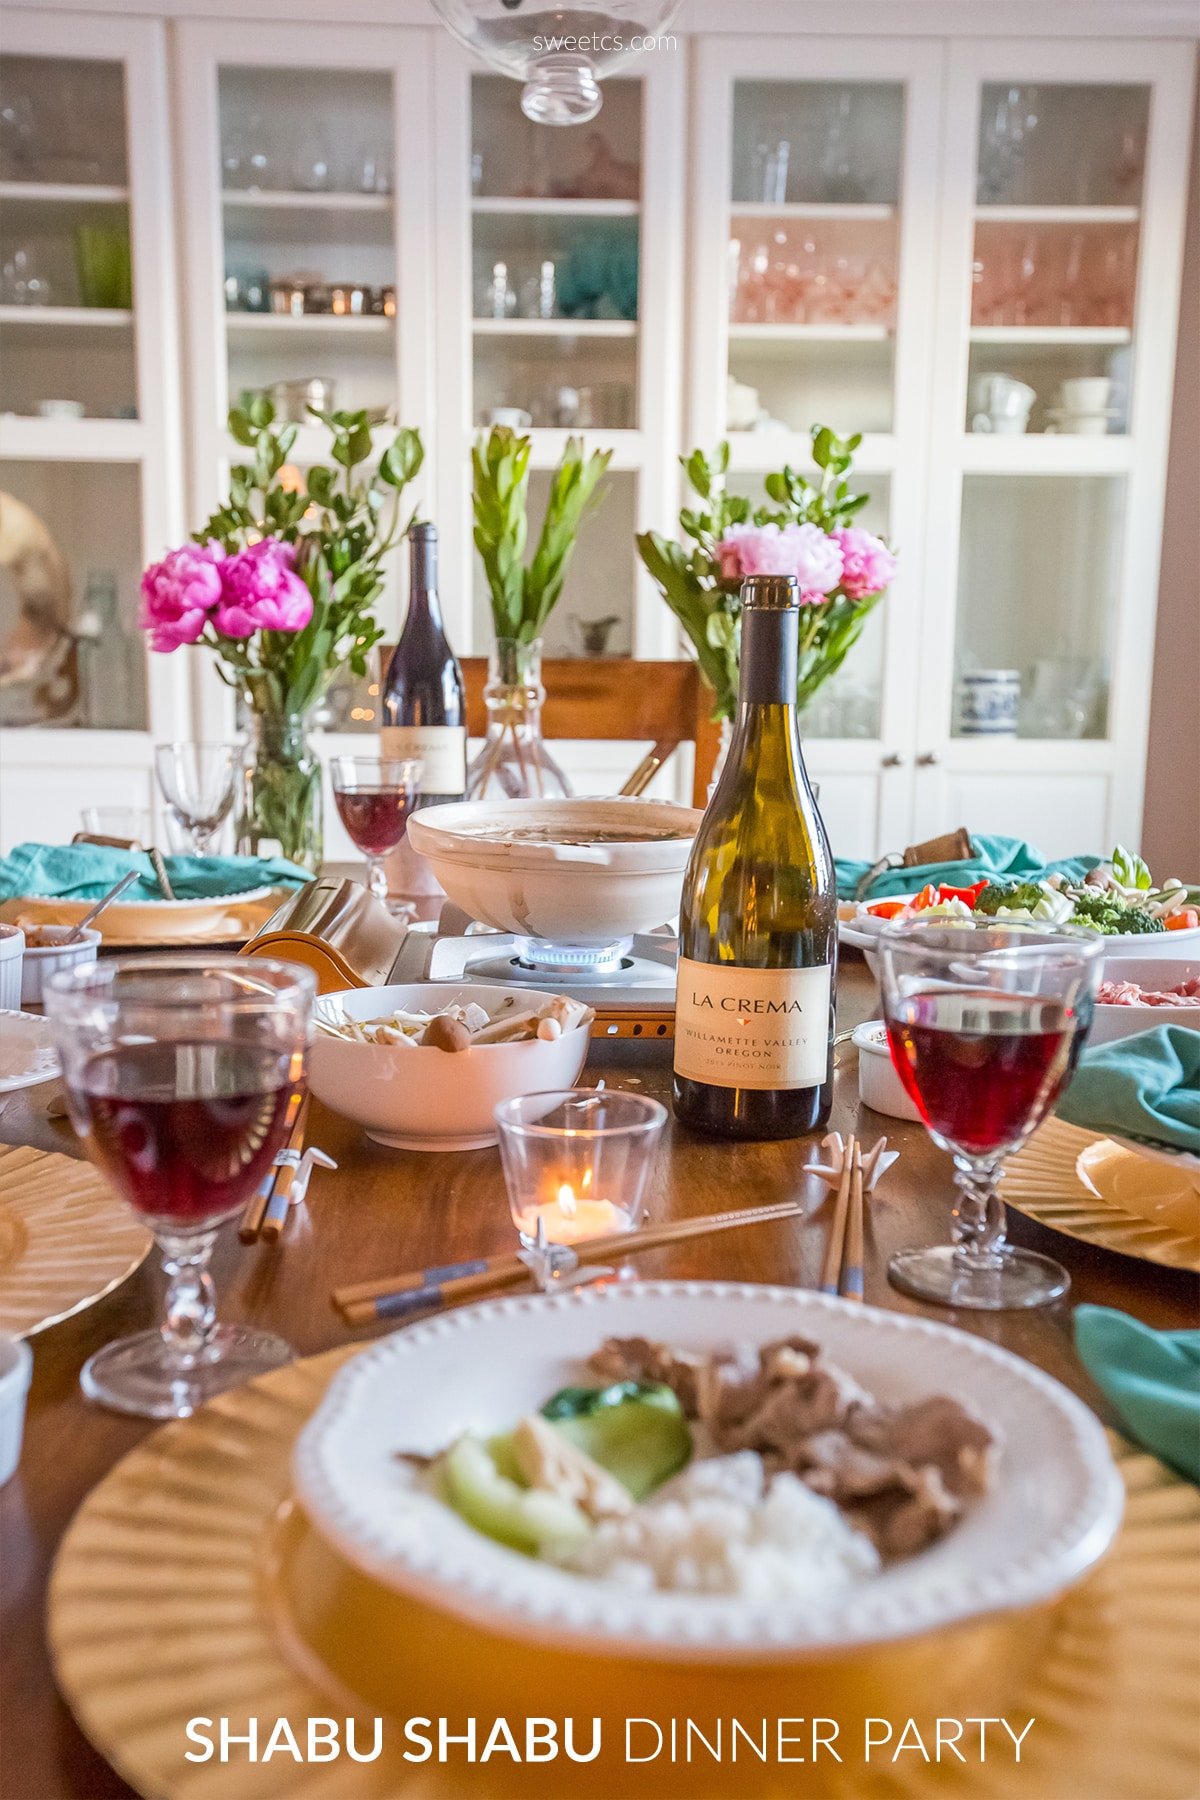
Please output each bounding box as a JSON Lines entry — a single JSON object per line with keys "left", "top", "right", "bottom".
{"left": 224, "top": 311, "right": 392, "bottom": 334}
{"left": 472, "top": 196, "right": 639, "bottom": 217}
{"left": 968, "top": 326, "right": 1131, "bottom": 346}
{"left": 221, "top": 189, "right": 391, "bottom": 212}
{"left": 974, "top": 205, "right": 1140, "bottom": 225}
{"left": 0, "top": 180, "right": 129, "bottom": 204}
{"left": 730, "top": 202, "right": 896, "bottom": 221}
{"left": 0, "top": 415, "right": 145, "bottom": 460}
{"left": 472, "top": 317, "right": 637, "bottom": 338}
{"left": 0, "top": 305, "right": 133, "bottom": 328}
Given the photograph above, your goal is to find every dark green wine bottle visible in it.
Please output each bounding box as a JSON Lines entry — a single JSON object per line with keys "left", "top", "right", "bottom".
{"left": 673, "top": 573, "right": 836, "bottom": 1139}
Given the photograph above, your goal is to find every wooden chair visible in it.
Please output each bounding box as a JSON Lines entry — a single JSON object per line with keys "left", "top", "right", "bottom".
{"left": 381, "top": 655, "right": 722, "bottom": 806}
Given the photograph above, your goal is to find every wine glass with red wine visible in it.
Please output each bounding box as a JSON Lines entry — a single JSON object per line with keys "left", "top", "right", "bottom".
{"left": 330, "top": 754, "right": 422, "bottom": 905}
{"left": 878, "top": 919, "right": 1103, "bottom": 1311}
{"left": 45, "top": 956, "right": 315, "bottom": 1419}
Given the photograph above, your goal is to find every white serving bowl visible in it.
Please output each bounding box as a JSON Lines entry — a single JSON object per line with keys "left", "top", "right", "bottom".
{"left": 294, "top": 1280, "right": 1123, "bottom": 1662}
{"left": 308, "top": 982, "right": 592, "bottom": 1151}
{"left": 0, "top": 1333, "right": 32, "bottom": 1486}
{"left": 852, "top": 1019, "right": 922, "bottom": 1121}
{"left": 1090, "top": 956, "right": 1200, "bottom": 1046}
{"left": 406, "top": 797, "right": 701, "bottom": 945}
{"left": 18, "top": 926, "right": 100, "bottom": 1006}
{"left": 0, "top": 925, "right": 23, "bottom": 1012}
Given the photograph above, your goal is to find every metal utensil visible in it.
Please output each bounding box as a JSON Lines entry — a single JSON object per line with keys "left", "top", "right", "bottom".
{"left": 619, "top": 749, "right": 664, "bottom": 798}
{"left": 61, "top": 869, "right": 140, "bottom": 943}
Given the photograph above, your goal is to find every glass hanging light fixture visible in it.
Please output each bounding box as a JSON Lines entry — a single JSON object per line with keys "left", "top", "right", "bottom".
{"left": 430, "top": 0, "right": 683, "bottom": 125}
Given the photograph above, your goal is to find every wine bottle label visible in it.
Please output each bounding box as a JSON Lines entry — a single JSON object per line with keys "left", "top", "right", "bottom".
{"left": 674, "top": 958, "right": 832, "bottom": 1090}
{"left": 381, "top": 725, "right": 467, "bottom": 796}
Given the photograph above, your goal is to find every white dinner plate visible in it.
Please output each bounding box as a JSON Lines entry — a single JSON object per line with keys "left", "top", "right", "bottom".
{"left": 294, "top": 1280, "right": 1123, "bottom": 1662}
{"left": 0, "top": 1010, "right": 59, "bottom": 1091}
{"left": 0, "top": 887, "right": 282, "bottom": 945}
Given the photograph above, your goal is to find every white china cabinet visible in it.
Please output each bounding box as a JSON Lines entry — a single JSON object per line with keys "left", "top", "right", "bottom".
{"left": 687, "top": 32, "right": 1193, "bottom": 859}
{"left": 0, "top": 5, "right": 1193, "bottom": 864}
{"left": 0, "top": 11, "right": 186, "bottom": 847}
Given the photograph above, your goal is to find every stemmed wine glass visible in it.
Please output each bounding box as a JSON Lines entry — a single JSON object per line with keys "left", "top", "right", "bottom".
{"left": 330, "top": 755, "right": 422, "bottom": 905}
{"left": 154, "top": 742, "right": 241, "bottom": 855}
{"left": 46, "top": 956, "right": 315, "bottom": 1418}
{"left": 878, "top": 919, "right": 1103, "bottom": 1311}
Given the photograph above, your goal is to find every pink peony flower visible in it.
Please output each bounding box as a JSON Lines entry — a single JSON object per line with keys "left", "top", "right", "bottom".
{"left": 139, "top": 541, "right": 224, "bottom": 652}
{"left": 714, "top": 522, "right": 844, "bottom": 594}
{"left": 212, "top": 539, "right": 313, "bottom": 640}
{"left": 832, "top": 526, "right": 897, "bottom": 600}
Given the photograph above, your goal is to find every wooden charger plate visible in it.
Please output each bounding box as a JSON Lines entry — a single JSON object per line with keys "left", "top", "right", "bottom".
{"left": 0, "top": 889, "right": 285, "bottom": 949}
{"left": 49, "top": 1348, "right": 1200, "bottom": 1800}
{"left": 1003, "top": 1117, "right": 1200, "bottom": 1274}
{"left": 0, "top": 1145, "right": 149, "bottom": 1337}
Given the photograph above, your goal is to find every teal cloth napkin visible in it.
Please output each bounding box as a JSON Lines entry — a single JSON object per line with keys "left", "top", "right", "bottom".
{"left": 834, "top": 833, "right": 1098, "bottom": 902}
{"left": 0, "top": 841, "right": 313, "bottom": 904}
{"left": 1075, "top": 1305, "right": 1200, "bottom": 1483}
{"left": 1058, "top": 1025, "right": 1200, "bottom": 1155}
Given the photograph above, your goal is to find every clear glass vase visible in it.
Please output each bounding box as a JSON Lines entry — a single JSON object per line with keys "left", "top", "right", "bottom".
{"left": 466, "top": 638, "right": 572, "bottom": 802}
{"left": 237, "top": 707, "right": 323, "bottom": 872}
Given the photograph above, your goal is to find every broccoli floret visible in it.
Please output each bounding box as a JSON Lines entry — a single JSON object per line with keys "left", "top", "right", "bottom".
{"left": 973, "top": 882, "right": 1047, "bottom": 915}
{"left": 1069, "top": 891, "right": 1165, "bottom": 936}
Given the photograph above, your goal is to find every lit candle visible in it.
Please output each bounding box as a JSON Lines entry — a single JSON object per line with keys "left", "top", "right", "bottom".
{"left": 516, "top": 1180, "right": 632, "bottom": 1245}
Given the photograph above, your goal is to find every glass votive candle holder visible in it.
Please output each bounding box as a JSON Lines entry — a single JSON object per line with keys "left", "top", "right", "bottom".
{"left": 495, "top": 1089, "right": 667, "bottom": 1247}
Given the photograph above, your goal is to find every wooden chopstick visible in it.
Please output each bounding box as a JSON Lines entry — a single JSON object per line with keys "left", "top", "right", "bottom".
{"left": 818, "top": 1134, "right": 857, "bottom": 1298}
{"left": 239, "top": 1091, "right": 305, "bottom": 1244}
{"left": 259, "top": 1095, "right": 310, "bottom": 1244}
{"left": 332, "top": 1197, "right": 804, "bottom": 1325}
{"left": 842, "top": 1140, "right": 865, "bottom": 1302}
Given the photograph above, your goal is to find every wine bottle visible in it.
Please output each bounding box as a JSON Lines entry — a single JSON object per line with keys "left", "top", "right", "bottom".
{"left": 673, "top": 574, "right": 836, "bottom": 1139}
{"left": 380, "top": 523, "right": 467, "bottom": 804}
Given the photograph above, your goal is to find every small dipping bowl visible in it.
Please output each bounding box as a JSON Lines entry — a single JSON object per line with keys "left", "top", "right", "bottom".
{"left": 19, "top": 926, "right": 101, "bottom": 1007}
{"left": 0, "top": 925, "right": 24, "bottom": 1011}
{"left": 0, "top": 1334, "right": 33, "bottom": 1485}
{"left": 852, "top": 1019, "right": 923, "bottom": 1122}
{"left": 495, "top": 1087, "right": 667, "bottom": 1246}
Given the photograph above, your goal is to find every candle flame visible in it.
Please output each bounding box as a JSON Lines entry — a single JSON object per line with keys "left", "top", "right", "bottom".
{"left": 556, "top": 1182, "right": 577, "bottom": 1217}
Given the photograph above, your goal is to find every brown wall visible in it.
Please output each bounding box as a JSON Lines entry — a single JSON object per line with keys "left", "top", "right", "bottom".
{"left": 1143, "top": 67, "right": 1200, "bottom": 875}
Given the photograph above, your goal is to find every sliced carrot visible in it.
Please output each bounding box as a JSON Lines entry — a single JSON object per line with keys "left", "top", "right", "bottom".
{"left": 1165, "top": 907, "right": 1200, "bottom": 931}
{"left": 867, "top": 899, "right": 908, "bottom": 919}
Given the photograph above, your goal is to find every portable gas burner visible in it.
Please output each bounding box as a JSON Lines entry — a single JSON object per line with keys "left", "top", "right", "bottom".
{"left": 390, "top": 904, "right": 677, "bottom": 1039}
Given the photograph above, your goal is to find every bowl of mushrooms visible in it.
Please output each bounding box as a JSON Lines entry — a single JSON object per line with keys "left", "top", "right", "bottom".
{"left": 308, "top": 983, "right": 594, "bottom": 1151}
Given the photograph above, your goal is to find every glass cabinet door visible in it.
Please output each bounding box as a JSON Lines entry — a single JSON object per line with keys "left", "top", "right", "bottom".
{"left": 0, "top": 16, "right": 184, "bottom": 766}
{"left": 727, "top": 80, "right": 903, "bottom": 439}
{"left": 218, "top": 64, "right": 398, "bottom": 434}
{"left": 949, "top": 73, "right": 1155, "bottom": 745}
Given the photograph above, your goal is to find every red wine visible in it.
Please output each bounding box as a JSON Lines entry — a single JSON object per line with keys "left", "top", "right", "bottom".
{"left": 885, "top": 988, "right": 1083, "bottom": 1156}
{"left": 674, "top": 576, "right": 835, "bottom": 1140}
{"left": 381, "top": 523, "right": 466, "bottom": 803}
{"left": 72, "top": 1041, "right": 302, "bottom": 1227}
{"left": 333, "top": 786, "right": 415, "bottom": 857}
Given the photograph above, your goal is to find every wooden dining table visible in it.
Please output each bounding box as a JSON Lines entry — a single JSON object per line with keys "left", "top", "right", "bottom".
{"left": 0, "top": 955, "right": 1195, "bottom": 1800}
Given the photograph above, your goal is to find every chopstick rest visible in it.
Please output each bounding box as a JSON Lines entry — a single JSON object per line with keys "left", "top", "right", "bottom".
{"left": 259, "top": 1146, "right": 337, "bottom": 1245}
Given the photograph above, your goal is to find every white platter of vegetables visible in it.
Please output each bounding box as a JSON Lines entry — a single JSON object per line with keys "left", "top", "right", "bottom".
{"left": 840, "top": 847, "right": 1200, "bottom": 976}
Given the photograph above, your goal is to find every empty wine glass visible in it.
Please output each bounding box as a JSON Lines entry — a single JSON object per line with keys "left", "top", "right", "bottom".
{"left": 878, "top": 919, "right": 1103, "bottom": 1310}
{"left": 330, "top": 755, "right": 422, "bottom": 904}
{"left": 154, "top": 742, "right": 241, "bottom": 855}
{"left": 46, "top": 955, "right": 314, "bottom": 1418}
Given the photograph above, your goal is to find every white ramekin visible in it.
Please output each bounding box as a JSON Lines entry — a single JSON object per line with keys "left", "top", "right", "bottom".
{"left": 19, "top": 926, "right": 101, "bottom": 1006}
{"left": 852, "top": 1019, "right": 923, "bottom": 1122}
{"left": 0, "top": 1334, "right": 32, "bottom": 1486}
{"left": 0, "top": 926, "right": 24, "bottom": 1012}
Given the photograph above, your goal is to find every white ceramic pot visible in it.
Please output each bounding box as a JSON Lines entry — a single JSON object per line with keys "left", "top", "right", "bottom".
{"left": 1089, "top": 956, "right": 1200, "bottom": 1045}
{"left": 956, "top": 669, "right": 1021, "bottom": 737}
{"left": 852, "top": 1020, "right": 922, "bottom": 1121}
{"left": 0, "top": 1334, "right": 32, "bottom": 1486}
{"left": 0, "top": 926, "right": 23, "bottom": 1012}
{"left": 19, "top": 926, "right": 101, "bottom": 1006}
{"left": 308, "top": 982, "right": 592, "bottom": 1151}
{"left": 407, "top": 797, "right": 701, "bottom": 946}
